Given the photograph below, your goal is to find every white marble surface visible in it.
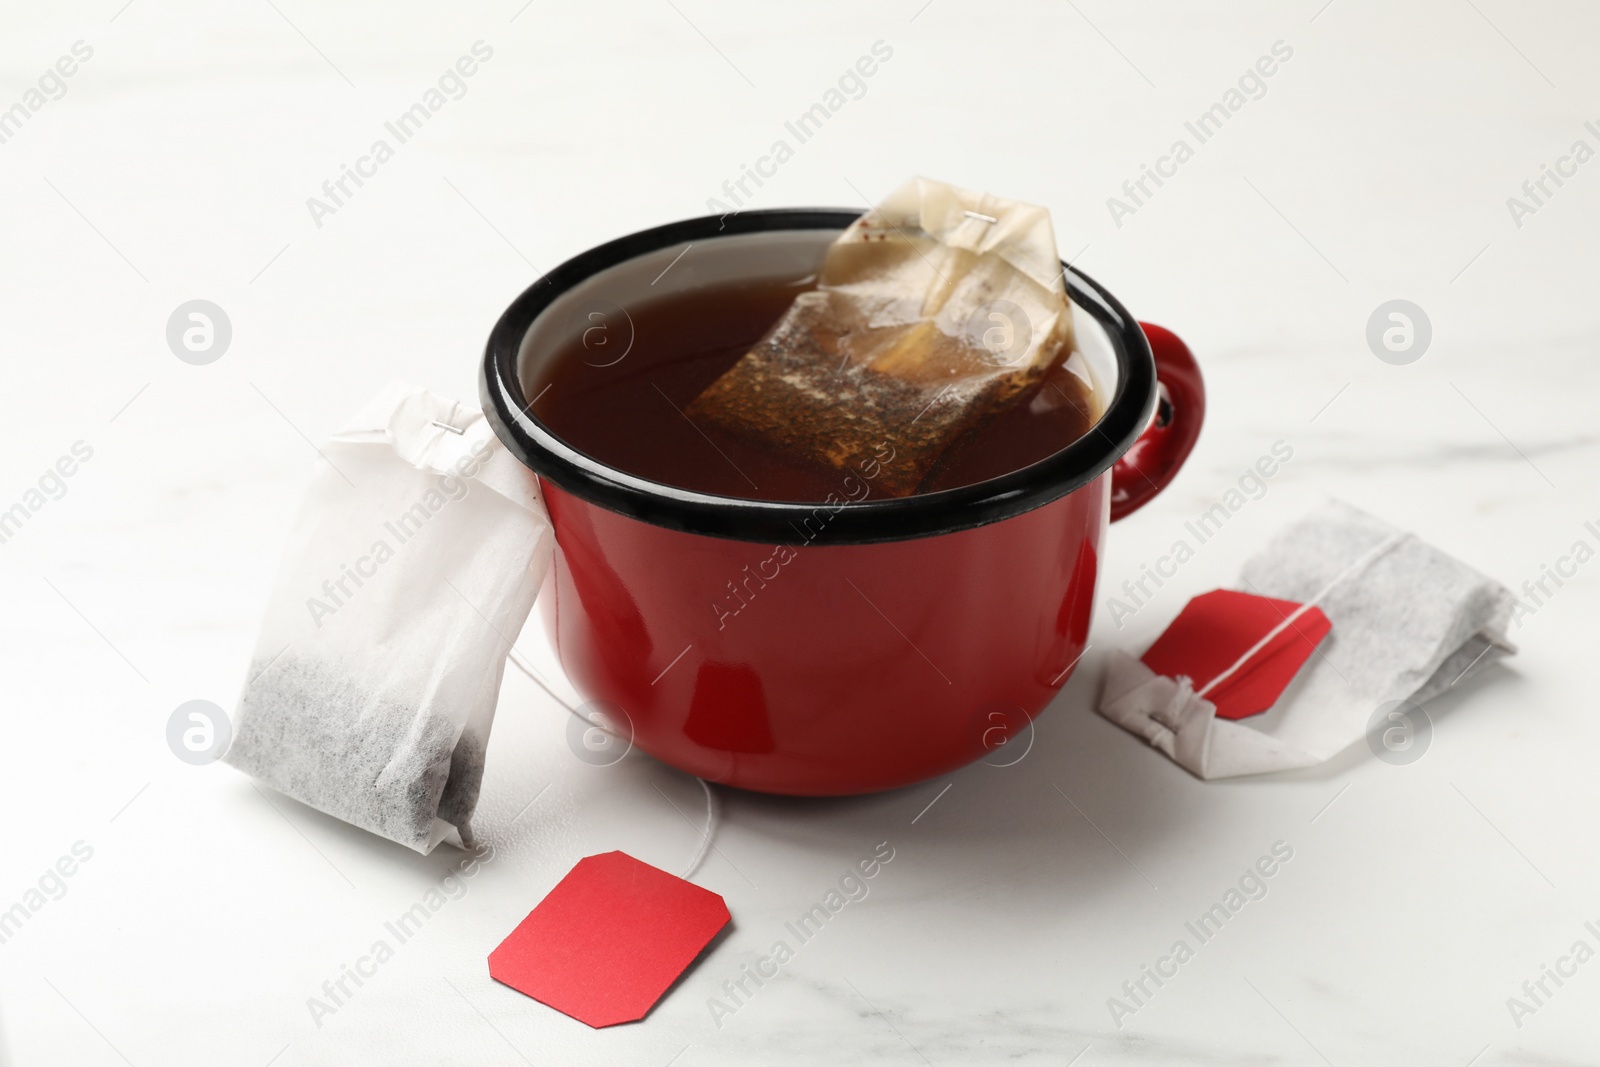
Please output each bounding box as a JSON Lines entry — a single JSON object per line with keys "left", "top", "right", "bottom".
{"left": 3, "top": 1, "right": 1599, "bottom": 1064}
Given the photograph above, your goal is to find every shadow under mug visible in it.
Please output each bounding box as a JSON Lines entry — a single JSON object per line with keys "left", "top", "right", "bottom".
{"left": 482, "top": 209, "right": 1204, "bottom": 796}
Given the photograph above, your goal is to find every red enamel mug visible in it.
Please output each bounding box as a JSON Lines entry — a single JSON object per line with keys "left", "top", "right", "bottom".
{"left": 482, "top": 209, "right": 1203, "bottom": 795}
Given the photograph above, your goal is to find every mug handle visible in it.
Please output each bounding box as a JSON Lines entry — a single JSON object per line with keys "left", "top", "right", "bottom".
{"left": 1109, "top": 322, "right": 1205, "bottom": 522}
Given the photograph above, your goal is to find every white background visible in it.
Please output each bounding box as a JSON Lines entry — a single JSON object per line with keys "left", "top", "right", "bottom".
{"left": 2, "top": 1, "right": 1598, "bottom": 1064}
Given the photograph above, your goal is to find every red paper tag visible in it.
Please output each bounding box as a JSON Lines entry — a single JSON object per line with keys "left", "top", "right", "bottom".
{"left": 488, "top": 851, "right": 730, "bottom": 1028}
{"left": 1140, "top": 589, "right": 1331, "bottom": 720}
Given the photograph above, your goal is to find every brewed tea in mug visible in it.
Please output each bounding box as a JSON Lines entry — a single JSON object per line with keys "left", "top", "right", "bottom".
{"left": 530, "top": 274, "right": 1103, "bottom": 503}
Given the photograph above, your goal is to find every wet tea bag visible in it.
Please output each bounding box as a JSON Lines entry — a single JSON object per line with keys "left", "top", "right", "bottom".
{"left": 1097, "top": 501, "right": 1516, "bottom": 779}
{"left": 687, "top": 176, "right": 1076, "bottom": 495}
{"left": 225, "top": 382, "right": 553, "bottom": 853}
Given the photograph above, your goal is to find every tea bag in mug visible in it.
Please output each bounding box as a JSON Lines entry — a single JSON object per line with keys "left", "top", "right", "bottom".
{"left": 224, "top": 382, "right": 553, "bottom": 853}
{"left": 687, "top": 177, "right": 1077, "bottom": 496}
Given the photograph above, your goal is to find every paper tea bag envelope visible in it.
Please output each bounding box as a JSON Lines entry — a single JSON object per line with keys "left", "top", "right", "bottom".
{"left": 688, "top": 177, "right": 1076, "bottom": 495}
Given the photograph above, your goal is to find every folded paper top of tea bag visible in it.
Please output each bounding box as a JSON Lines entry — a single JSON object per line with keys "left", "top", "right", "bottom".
{"left": 817, "top": 176, "right": 1073, "bottom": 363}
{"left": 1097, "top": 500, "right": 1517, "bottom": 779}
{"left": 689, "top": 176, "right": 1081, "bottom": 496}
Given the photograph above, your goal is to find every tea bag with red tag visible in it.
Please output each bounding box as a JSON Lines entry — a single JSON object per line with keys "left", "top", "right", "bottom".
{"left": 1097, "top": 501, "right": 1516, "bottom": 778}
{"left": 224, "top": 382, "right": 553, "bottom": 852}
{"left": 687, "top": 177, "right": 1077, "bottom": 495}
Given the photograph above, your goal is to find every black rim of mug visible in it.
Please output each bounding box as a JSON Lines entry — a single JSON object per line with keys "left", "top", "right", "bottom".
{"left": 480, "top": 208, "right": 1157, "bottom": 545}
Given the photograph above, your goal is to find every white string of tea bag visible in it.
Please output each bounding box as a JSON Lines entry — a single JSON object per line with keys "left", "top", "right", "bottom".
{"left": 1195, "top": 530, "right": 1409, "bottom": 700}
{"left": 507, "top": 648, "right": 719, "bottom": 879}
